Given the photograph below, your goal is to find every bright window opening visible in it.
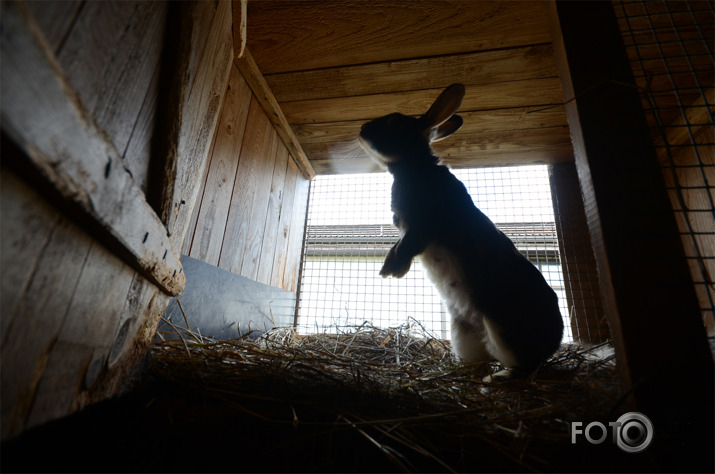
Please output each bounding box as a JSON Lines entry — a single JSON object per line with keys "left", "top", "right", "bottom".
{"left": 296, "top": 165, "right": 573, "bottom": 343}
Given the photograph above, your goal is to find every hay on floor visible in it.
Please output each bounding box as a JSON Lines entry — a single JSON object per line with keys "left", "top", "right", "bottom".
{"left": 149, "top": 320, "right": 637, "bottom": 472}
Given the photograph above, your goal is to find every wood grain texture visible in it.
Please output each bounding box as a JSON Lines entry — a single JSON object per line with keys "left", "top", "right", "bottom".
{"left": 270, "top": 155, "right": 300, "bottom": 289}
{"left": 257, "top": 144, "right": 290, "bottom": 285}
{"left": 294, "top": 106, "right": 568, "bottom": 143}
{"left": 265, "top": 44, "right": 557, "bottom": 102}
{"left": 0, "top": 172, "right": 93, "bottom": 439}
{"left": 235, "top": 49, "right": 315, "bottom": 179}
{"left": 282, "top": 171, "right": 310, "bottom": 292}
{"left": 24, "top": 0, "right": 82, "bottom": 52}
{"left": 219, "top": 98, "right": 274, "bottom": 274}
{"left": 0, "top": 166, "right": 60, "bottom": 339}
{"left": 247, "top": 0, "right": 552, "bottom": 74}
{"left": 26, "top": 242, "right": 135, "bottom": 429}
{"left": 0, "top": 1, "right": 184, "bottom": 296}
{"left": 240, "top": 126, "right": 280, "bottom": 280}
{"left": 57, "top": 1, "right": 167, "bottom": 156}
{"left": 306, "top": 126, "right": 573, "bottom": 174}
{"left": 161, "top": 0, "right": 234, "bottom": 249}
{"left": 189, "top": 66, "right": 253, "bottom": 266}
{"left": 280, "top": 79, "right": 566, "bottom": 124}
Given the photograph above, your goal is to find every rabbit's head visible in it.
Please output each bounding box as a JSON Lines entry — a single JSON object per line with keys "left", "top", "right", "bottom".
{"left": 359, "top": 84, "right": 465, "bottom": 167}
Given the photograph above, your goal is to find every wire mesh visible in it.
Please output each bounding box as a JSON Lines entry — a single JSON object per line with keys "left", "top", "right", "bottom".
{"left": 295, "top": 165, "right": 574, "bottom": 342}
{"left": 613, "top": 0, "right": 715, "bottom": 333}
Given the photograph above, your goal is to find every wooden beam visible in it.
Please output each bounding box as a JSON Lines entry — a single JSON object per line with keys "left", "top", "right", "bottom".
{"left": 234, "top": 49, "right": 315, "bottom": 180}
{"left": 0, "top": 2, "right": 184, "bottom": 296}
{"left": 279, "top": 78, "right": 566, "bottom": 125}
{"left": 304, "top": 127, "right": 574, "bottom": 174}
{"left": 232, "top": 0, "right": 247, "bottom": 59}
{"left": 264, "top": 44, "right": 558, "bottom": 102}
{"left": 548, "top": 1, "right": 713, "bottom": 470}
{"left": 153, "top": 0, "right": 234, "bottom": 248}
{"left": 294, "top": 106, "right": 568, "bottom": 144}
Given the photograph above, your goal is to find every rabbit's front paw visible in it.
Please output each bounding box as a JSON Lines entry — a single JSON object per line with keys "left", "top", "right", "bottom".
{"left": 380, "top": 246, "right": 412, "bottom": 278}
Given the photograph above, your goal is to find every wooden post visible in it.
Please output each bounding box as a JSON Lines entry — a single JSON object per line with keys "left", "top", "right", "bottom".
{"left": 549, "top": 162, "right": 608, "bottom": 343}
{"left": 548, "top": 1, "right": 713, "bottom": 470}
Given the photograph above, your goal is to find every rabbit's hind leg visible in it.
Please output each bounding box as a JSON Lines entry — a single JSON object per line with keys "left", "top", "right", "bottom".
{"left": 483, "top": 317, "right": 520, "bottom": 369}
{"left": 449, "top": 316, "right": 491, "bottom": 363}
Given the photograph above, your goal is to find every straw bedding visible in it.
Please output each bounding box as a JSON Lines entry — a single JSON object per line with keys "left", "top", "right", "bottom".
{"left": 145, "top": 321, "right": 645, "bottom": 472}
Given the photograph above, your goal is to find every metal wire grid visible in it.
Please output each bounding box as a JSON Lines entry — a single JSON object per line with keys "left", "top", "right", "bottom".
{"left": 295, "top": 165, "right": 574, "bottom": 342}
{"left": 614, "top": 0, "right": 715, "bottom": 331}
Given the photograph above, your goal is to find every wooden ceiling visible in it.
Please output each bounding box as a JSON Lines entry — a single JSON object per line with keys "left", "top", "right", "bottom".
{"left": 246, "top": 0, "right": 573, "bottom": 175}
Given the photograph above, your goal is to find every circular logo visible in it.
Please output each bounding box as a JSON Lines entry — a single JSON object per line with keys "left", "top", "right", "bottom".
{"left": 615, "top": 412, "right": 654, "bottom": 453}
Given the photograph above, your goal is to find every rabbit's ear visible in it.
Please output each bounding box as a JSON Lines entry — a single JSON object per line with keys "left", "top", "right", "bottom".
{"left": 429, "top": 115, "right": 463, "bottom": 142}
{"left": 421, "top": 84, "right": 466, "bottom": 130}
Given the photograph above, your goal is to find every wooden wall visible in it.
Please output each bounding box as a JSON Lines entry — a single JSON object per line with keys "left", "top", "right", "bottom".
{"left": 613, "top": 0, "right": 715, "bottom": 334}
{"left": 0, "top": 0, "right": 234, "bottom": 438}
{"left": 182, "top": 64, "right": 310, "bottom": 293}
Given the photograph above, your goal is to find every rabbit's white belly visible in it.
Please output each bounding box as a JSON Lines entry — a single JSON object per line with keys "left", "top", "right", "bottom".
{"left": 420, "top": 244, "right": 518, "bottom": 367}
{"left": 420, "top": 244, "right": 474, "bottom": 321}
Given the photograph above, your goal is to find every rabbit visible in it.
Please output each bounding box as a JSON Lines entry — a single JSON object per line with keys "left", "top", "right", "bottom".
{"left": 358, "top": 83, "right": 563, "bottom": 373}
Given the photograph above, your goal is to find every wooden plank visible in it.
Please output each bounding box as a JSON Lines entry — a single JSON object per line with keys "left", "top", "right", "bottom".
{"left": 57, "top": 1, "right": 167, "bottom": 155}
{"left": 24, "top": 0, "right": 82, "bottom": 52}
{"left": 122, "top": 60, "right": 161, "bottom": 193}
{"left": 240, "top": 126, "right": 280, "bottom": 280}
{"left": 158, "top": 0, "right": 234, "bottom": 249}
{"left": 247, "top": 0, "right": 551, "bottom": 74}
{"left": 232, "top": 0, "right": 247, "bottom": 59}
{"left": 305, "top": 127, "right": 574, "bottom": 174}
{"left": 265, "top": 45, "right": 558, "bottom": 102}
{"left": 294, "top": 106, "right": 569, "bottom": 144}
{"left": 257, "top": 144, "right": 290, "bottom": 286}
{"left": 26, "top": 242, "right": 136, "bottom": 429}
{"left": 0, "top": 212, "right": 93, "bottom": 439}
{"left": 0, "top": 1, "right": 184, "bottom": 296}
{"left": 280, "top": 78, "right": 565, "bottom": 124}
{"left": 234, "top": 49, "right": 315, "bottom": 180}
{"left": 270, "top": 157, "right": 300, "bottom": 289}
{"left": 218, "top": 98, "right": 273, "bottom": 274}
{"left": 189, "top": 66, "right": 253, "bottom": 266}
{"left": 181, "top": 161, "right": 207, "bottom": 257}
{"left": 107, "top": 272, "right": 167, "bottom": 370}
{"left": 549, "top": 2, "right": 713, "bottom": 469}
{"left": 0, "top": 166, "right": 60, "bottom": 339}
{"left": 282, "top": 172, "right": 310, "bottom": 292}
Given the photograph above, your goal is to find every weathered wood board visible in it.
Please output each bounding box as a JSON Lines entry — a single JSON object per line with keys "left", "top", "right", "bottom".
{"left": 1, "top": 0, "right": 233, "bottom": 438}
{"left": 0, "top": 1, "right": 184, "bottom": 296}
{"left": 183, "top": 64, "right": 311, "bottom": 292}
{"left": 156, "top": 0, "right": 235, "bottom": 249}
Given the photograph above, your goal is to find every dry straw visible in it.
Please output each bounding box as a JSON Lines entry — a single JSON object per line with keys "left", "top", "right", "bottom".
{"left": 152, "top": 319, "right": 625, "bottom": 471}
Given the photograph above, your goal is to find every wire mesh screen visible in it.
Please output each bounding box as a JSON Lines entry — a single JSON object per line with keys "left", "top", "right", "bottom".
{"left": 613, "top": 0, "right": 715, "bottom": 334}
{"left": 295, "top": 165, "right": 575, "bottom": 342}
